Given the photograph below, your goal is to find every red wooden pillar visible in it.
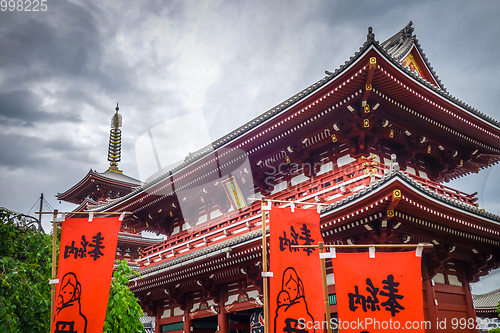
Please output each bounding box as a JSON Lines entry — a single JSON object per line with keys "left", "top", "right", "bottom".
{"left": 155, "top": 302, "right": 163, "bottom": 333}
{"left": 218, "top": 305, "right": 229, "bottom": 333}
{"left": 184, "top": 313, "right": 192, "bottom": 333}
{"left": 422, "top": 261, "right": 438, "bottom": 333}
{"left": 461, "top": 270, "right": 479, "bottom": 333}
{"left": 218, "top": 286, "right": 229, "bottom": 333}
{"left": 184, "top": 296, "right": 193, "bottom": 333}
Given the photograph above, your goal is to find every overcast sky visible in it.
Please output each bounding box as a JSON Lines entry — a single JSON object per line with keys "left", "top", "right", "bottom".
{"left": 1, "top": 0, "right": 500, "bottom": 293}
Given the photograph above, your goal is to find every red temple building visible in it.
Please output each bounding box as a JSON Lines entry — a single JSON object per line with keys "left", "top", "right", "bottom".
{"left": 57, "top": 104, "right": 162, "bottom": 265}
{"left": 62, "top": 22, "right": 500, "bottom": 333}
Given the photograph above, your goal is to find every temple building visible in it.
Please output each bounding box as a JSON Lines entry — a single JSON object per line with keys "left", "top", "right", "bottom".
{"left": 57, "top": 104, "right": 162, "bottom": 265}
{"left": 60, "top": 22, "right": 500, "bottom": 333}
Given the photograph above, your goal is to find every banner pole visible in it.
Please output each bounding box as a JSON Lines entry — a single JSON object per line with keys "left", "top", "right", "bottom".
{"left": 36, "top": 211, "right": 131, "bottom": 215}
{"left": 318, "top": 242, "right": 332, "bottom": 333}
{"left": 50, "top": 209, "right": 58, "bottom": 331}
{"left": 261, "top": 197, "right": 269, "bottom": 333}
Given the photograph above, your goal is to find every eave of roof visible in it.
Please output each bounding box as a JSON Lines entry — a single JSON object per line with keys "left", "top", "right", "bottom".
{"left": 473, "top": 287, "right": 500, "bottom": 309}
{"left": 99, "top": 170, "right": 142, "bottom": 185}
{"left": 57, "top": 169, "right": 141, "bottom": 201}
{"left": 130, "top": 228, "right": 265, "bottom": 281}
{"left": 321, "top": 166, "right": 500, "bottom": 228}
{"left": 70, "top": 197, "right": 101, "bottom": 212}
{"left": 118, "top": 233, "right": 163, "bottom": 244}
{"left": 93, "top": 23, "right": 500, "bottom": 213}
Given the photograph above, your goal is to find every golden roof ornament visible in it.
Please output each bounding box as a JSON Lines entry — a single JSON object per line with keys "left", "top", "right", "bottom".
{"left": 107, "top": 103, "right": 123, "bottom": 173}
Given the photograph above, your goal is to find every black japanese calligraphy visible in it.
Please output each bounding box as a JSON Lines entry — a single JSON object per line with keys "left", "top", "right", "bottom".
{"left": 278, "top": 224, "right": 315, "bottom": 256}
{"left": 380, "top": 274, "right": 405, "bottom": 317}
{"left": 279, "top": 227, "right": 299, "bottom": 252}
{"left": 365, "top": 278, "right": 380, "bottom": 311}
{"left": 348, "top": 285, "right": 363, "bottom": 312}
{"left": 299, "top": 224, "right": 314, "bottom": 256}
{"left": 88, "top": 232, "right": 105, "bottom": 261}
{"left": 63, "top": 236, "right": 89, "bottom": 259}
{"left": 64, "top": 233, "right": 105, "bottom": 261}
{"left": 347, "top": 275, "right": 404, "bottom": 317}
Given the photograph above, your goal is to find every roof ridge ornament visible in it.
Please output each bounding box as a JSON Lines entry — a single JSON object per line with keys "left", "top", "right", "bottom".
{"left": 367, "top": 26, "right": 375, "bottom": 42}
{"left": 107, "top": 103, "right": 123, "bottom": 174}
{"left": 401, "top": 21, "right": 414, "bottom": 40}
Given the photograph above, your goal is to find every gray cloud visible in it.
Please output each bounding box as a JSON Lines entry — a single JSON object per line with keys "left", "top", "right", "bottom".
{"left": 0, "top": 90, "right": 82, "bottom": 126}
{"left": 0, "top": 2, "right": 100, "bottom": 79}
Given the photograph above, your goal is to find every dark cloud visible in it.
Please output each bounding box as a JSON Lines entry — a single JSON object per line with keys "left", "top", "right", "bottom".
{"left": 0, "top": 2, "right": 100, "bottom": 79}
{"left": 0, "top": 90, "right": 81, "bottom": 126}
{"left": 0, "top": 131, "right": 99, "bottom": 169}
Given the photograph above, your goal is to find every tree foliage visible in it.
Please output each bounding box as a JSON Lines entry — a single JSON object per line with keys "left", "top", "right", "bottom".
{"left": 0, "top": 208, "right": 145, "bottom": 333}
{"left": 0, "top": 208, "right": 53, "bottom": 333}
{"left": 103, "top": 260, "right": 144, "bottom": 333}
{"left": 488, "top": 300, "right": 500, "bottom": 332}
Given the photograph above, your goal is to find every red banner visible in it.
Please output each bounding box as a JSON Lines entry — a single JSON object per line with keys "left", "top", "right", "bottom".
{"left": 270, "top": 208, "right": 324, "bottom": 333}
{"left": 51, "top": 217, "right": 121, "bottom": 333}
{"left": 331, "top": 251, "right": 425, "bottom": 332}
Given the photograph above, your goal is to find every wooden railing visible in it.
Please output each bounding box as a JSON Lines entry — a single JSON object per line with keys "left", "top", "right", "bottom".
{"left": 137, "top": 158, "right": 476, "bottom": 267}
{"left": 405, "top": 173, "right": 477, "bottom": 205}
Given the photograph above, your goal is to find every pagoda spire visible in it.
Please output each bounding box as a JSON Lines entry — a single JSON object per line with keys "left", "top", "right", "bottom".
{"left": 107, "top": 103, "right": 123, "bottom": 173}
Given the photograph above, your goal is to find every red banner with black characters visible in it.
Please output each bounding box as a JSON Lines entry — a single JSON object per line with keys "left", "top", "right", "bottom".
{"left": 51, "top": 217, "right": 121, "bottom": 333}
{"left": 331, "top": 251, "right": 425, "bottom": 332}
{"left": 270, "top": 208, "right": 324, "bottom": 333}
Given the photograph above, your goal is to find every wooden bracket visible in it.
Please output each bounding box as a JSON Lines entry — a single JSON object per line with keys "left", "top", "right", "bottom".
{"left": 362, "top": 57, "right": 377, "bottom": 102}
{"left": 386, "top": 189, "right": 402, "bottom": 219}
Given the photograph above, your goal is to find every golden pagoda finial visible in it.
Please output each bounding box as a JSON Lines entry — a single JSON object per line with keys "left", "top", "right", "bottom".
{"left": 107, "top": 103, "right": 123, "bottom": 173}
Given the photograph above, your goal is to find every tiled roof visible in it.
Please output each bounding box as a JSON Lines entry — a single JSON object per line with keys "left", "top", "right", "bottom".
{"left": 98, "top": 170, "right": 142, "bottom": 186}
{"left": 380, "top": 21, "right": 445, "bottom": 90}
{"left": 118, "top": 233, "right": 163, "bottom": 244}
{"left": 132, "top": 228, "right": 265, "bottom": 280}
{"left": 57, "top": 169, "right": 141, "bottom": 199}
{"left": 321, "top": 162, "right": 500, "bottom": 223}
{"left": 473, "top": 288, "right": 500, "bottom": 309}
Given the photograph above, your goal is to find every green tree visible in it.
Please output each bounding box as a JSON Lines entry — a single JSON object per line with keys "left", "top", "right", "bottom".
{"left": 103, "top": 260, "right": 145, "bottom": 333}
{"left": 0, "top": 208, "right": 145, "bottom": 333}
{"left": 489, "top": 300, "right": 500, "bottom": 332}
{"left": 0, "top": 208, "right": 52, "bottom": 333}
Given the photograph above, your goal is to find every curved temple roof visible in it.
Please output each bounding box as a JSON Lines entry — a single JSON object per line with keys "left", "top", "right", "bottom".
{"left": 57, "top": 169, "right": 142, "bottom": 204}
{"left": 473, "top": 287, "right": 500, "bottom": 310}
{"left": 380, "top": 21, "right": 444, "bottom": 89}
{"left": 92, "top": 22, "right": 500, "bottom": 214}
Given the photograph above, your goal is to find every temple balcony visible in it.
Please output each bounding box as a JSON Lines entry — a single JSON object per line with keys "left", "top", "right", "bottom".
{"left": 136, "top": 155, "right": 478, "bottom": 268}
